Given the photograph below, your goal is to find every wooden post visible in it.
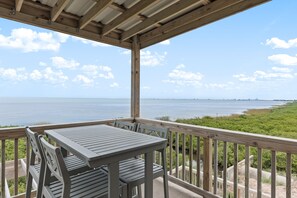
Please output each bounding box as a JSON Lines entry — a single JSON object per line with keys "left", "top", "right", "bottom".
{"left": 203, "top": 138, "right": 212, "bottom": 193}
{"left": 131, "top": 35, "right": 140, "bottom": 118}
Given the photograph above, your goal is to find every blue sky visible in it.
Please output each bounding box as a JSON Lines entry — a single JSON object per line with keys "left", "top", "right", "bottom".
{"left": 0, "top": 0, "right": 297, "bottom": 99}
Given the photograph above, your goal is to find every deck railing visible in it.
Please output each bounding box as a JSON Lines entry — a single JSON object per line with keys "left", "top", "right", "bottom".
{"left": 1, "top": 117, "right": 297, "bottom": 198}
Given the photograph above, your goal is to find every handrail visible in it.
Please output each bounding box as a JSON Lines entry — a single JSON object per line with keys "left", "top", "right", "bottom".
{"left": 136, "top": 118, "right": 297, "bottom": 154}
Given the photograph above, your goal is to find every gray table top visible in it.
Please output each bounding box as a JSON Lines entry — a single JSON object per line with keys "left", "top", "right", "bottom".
{"left": 45, "top": 124, "right": 167, "bottom": 167}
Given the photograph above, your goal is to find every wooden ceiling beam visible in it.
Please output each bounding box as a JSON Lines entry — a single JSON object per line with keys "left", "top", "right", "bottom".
{"left": 109, "top": 2, "right": 126, "bottom": 12}
{"left": 101, "top": 0, "right": 159, "bottom": 36}
{"left": 140, "top": 0, "right": 270, "bottom": 48}
{"left": 51, "top": 0, "right": 71, "bottom": 21}
{"left": 0, "top": 3, "right": 131, "bottom": 49}
{"left": 15, "top": 0, "right": 24, "bottom": 11}
{"left": 121, "top": 0, "right": 201, "bottom": 41}
{"left": 79, "top": 0, "right": 112, "bottom": 30}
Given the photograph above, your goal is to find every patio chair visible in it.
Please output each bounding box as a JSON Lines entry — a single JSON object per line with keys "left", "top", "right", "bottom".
{"left": 25, "top": 127, "right": 90, "bottom": 198}
{"left": 117, "top": 124, "right": 169, "bottom": 198}
{"left": 39, "top": 136, "right": 127, "bottom": 198}
{"left": 113, "top": 120, "right": 137, "bottom": 131}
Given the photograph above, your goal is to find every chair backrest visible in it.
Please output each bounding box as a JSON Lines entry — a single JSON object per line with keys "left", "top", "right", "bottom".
{"left": 39, "top": 136, "right": 69, "bottom": 184}
{"left": 25, "top": 127, "right": 44, "bottom": 161}
{"left": 113, "top": 120, "right": 137, "bottom": 131}
{"left": 136, "top": 124, "right": 169, "bottom": 139}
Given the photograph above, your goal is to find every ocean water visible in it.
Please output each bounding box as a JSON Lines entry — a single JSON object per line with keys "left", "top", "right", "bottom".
{"left": 0, "top": 98, "right": 287, "bottom": 126}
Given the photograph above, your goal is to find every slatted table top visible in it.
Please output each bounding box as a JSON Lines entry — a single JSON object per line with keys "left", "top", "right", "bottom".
{"left": 45, "top": 124, "right": 167, "bottom": 167}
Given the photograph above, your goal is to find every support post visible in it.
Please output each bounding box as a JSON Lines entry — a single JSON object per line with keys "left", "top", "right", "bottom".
{"left": 131, "top": 36, "right": 140, "bottom": 118}
{"left": 203, "top": 138, "right": 212, "bottom": 193}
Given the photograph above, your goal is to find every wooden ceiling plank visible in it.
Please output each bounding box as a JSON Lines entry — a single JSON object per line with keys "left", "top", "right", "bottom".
{"left": 121, "top": 0, "right": 200, "bottom": 41}
{"left": 0, "top": 5, "right": 131, "bottom": 49}
{"left": 79, "top": 0, "right": 112, "bottom": 29}
{"left": 51, "top": 0, "right": 71, "bottom": 21}
{"left": 140, "top": 0, "right": 270, "bottom": 48}
{"left": 140, "top": 0, "right": 245, "bottom": 43}
{"left": 15, "top": 0, "right": 24, "bottom": 11}
{"left": 102, "top": 0, "right": 159, "bottom": 36}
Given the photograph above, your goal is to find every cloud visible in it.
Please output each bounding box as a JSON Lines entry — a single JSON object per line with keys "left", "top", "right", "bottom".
{"left": 0, "top": 67, "right": 27, "bottom": 81}
{"left": 51, "top": 56, "right": 80, "bottom": 69}
{"left": 0, "top": 67, "right": 68, "bottom": 84}
{"left": 110, "top": 82, "right": 119, "bottom": 88}
{"left": 205, "top": 82, "right": 234, "bottom": 89}
{"left": 72, "top": 36, "right": 111, "bottom": 47}
{"left": 82, "top": 65, "right": 114, "bottom": 79}
{"left": 159, "top": 39, "right": 170, "bottom": 45}
{"left": 268, "top": 54, "right": 297, "bottom": 66}
{"left": 233, "top": 70, "right": 294, "bottom": 82}
{"left": 140, "top": 50, "right": 167, "bottom": 67}
{"left": 266, "top": 37, "right": 297, "bottom": 49}
{"left": 73, "top": 75, "right": 94, "bottom": 86}
{"left": 121, "top": 50, "right": 167, "bottom": 67}
{"left": 141, "top": 86, "right": 151, "bottom": 90}
{"left": 0, "top": 28, "right": 67, "bottom": 52}
{"left": 175, "top": 64, "right": 185, "bottom": 69}
{"left": 271, "top": 67, "right": 292, "bottom": 73}
{"left": 163, "top": 64, "right": 203, "bottom": 87}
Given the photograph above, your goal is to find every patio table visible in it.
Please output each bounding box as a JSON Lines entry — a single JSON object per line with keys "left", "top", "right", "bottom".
{"left": 45, "top": 124, "right": 167, "bottom": 198}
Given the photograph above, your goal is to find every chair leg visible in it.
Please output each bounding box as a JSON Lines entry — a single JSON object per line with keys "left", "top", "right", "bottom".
{"left": 162, "top": 149, "right": 169, "bottom": 198}
{"left": 25, "top": 173, "right": 33, "bottom": 198}
{"left": 137, "top": 185, "right": 142, "bottom": 198}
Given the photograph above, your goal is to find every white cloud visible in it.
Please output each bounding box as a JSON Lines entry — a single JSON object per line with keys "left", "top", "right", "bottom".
{"left": 205, "top": 82, "right": 234, "bottom": 89}
{"left": 72, "top": 36, "right": 111, "bottom": 47}
{"left": 39, "top": 62, "right": 47, "bottom": 67}
{"left": 0, "top": 67, "right": 27, "bottom": 81}
{"left": 271, "top": 67, "right": 292, "bottom": 73}
{"left": 0, "top": 67, "right": 68, "bottom": 84}
{"left": 266, "top": 37, "right": 297, "bottom": 49}
{"left": 159, "top": 39, "right": 170, "bottom": 45}
{"left": 141, "top": 86, "right": 151, "bottom": 90}
{"left": 110, "top": 82, "right": 119, "bottom": 88}
{"left": 73, "top": 75, "right": 94, "bottom": 86}
{"left": 268, "top": 54, "right": 297, "bottom": 66}
{"left": 164, "top": 65, "right": 203, "bottom": 87}
{"left": 0, "top": 28, "right": 67, "bottom": 52}
{"left": 140, "top": 50, "right": 167, "bottom": 67}
{"left": 82, "top": 65, "right": 114, "bottom": 79}
{"left": 233, "top": 70, "right": 294, "bottom": 82}
{"left": 176, "top": 64, "right": 185, "bottom": 69}
{"left": 51, "top": 56, "right": 80, "bottom": 69}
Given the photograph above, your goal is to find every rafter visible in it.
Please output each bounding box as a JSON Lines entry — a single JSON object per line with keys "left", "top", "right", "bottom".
{"left": 140, "top": 0, "right": 270, "bottom": 48}
{"left": 102, "top": 0, "right": 159, "bottom": 36}
{"left": 51, "top": 0, "right": 71, "bottom": 21}
{"left": 15, "top": 0, "right": 24, "bottom": 11}
{"left": 79, "top": 0, "right": 112, "bottom": 29}
{"left": 121, "top": 0, "right": 200, "bottom": 41}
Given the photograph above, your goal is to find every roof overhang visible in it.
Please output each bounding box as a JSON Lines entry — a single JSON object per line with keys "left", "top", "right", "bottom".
{"left": 0, "top": 0, "right": 270, "bottom": 49}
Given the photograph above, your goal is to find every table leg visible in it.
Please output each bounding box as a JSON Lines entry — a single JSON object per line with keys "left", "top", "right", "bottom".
{"left": 108, "top": 161, "right": 119, "bottom": 198}
{"left": 145, "top": 152, "right": 154, "bottom": 198}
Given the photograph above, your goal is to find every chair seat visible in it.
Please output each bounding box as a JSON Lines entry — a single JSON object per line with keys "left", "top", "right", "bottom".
{"left": 103, "top": 158, "right": 163, "bottom": 185}
{"left": 33, "top": 155, "right": 89, "bottom": 175}
{"left": 45, "top": 169, "right": 122, "bottom": 198}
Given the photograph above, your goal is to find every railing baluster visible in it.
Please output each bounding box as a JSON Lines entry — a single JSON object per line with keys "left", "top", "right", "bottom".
{"left": 14, "top": 138, "right": 19, "bottom": 195}
{"left": 26, "top": 137, "right": 30, "bottom": 176}
{"left": 223, "top": 141, "right": 227, "bottom": 198}
{"left": 257, "top": 148, "right": 262, "bottom": 198}
{"left": 245, "top": 146, "right": 250, "bottom": 198}
{"left": 175, "top": 132, "right": 179, "bottom": 178}
{"left": 182, "top": 133, "right": 185, "bottom": 181}
{"left": 169, "top": 131, "right": 173, "bottom": 175}
{"left": 234, "top": 143, "right": 238, "bottom": 198}
{"left": 1, "top": 140, "right": 6, "bottom": 198}
{"left": 196, "top": 136, "right": 200, "bottom": 187}
{"left": 286, "top": 153, "right": 292, "bottom": 198}
{"left": 213, "top": 139, "right": 218, "bottom": 194}
{"left": 189, "top": 135, "right": 193, "bottom": 184}
{"left": 203, "top": 137, "right": 212, "bottom": 191}
{"left": 271, "top": 150, "right": 276, "bottom": 198}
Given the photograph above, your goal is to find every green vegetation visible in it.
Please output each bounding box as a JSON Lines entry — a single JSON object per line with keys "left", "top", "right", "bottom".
{"left": 176, "top": 101, "right": 297, "bottom": 174}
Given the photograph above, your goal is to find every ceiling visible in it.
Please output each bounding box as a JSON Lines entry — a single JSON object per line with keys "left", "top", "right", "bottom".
{"left": 0, "top": 0, "right": 270, "bottom": 49}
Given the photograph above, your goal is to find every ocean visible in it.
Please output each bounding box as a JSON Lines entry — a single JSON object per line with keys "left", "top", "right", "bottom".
{"left": 0, "top": 98, "right": 287, "bottom": 126}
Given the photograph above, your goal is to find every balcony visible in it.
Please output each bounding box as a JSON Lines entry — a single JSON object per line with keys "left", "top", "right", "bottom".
{"left": 1, "top": 118, "right": 296, "bottom": 198}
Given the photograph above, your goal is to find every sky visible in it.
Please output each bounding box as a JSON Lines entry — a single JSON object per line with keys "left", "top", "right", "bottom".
{"left": 0, "top": 0, "right": 297, "bottom": 100}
